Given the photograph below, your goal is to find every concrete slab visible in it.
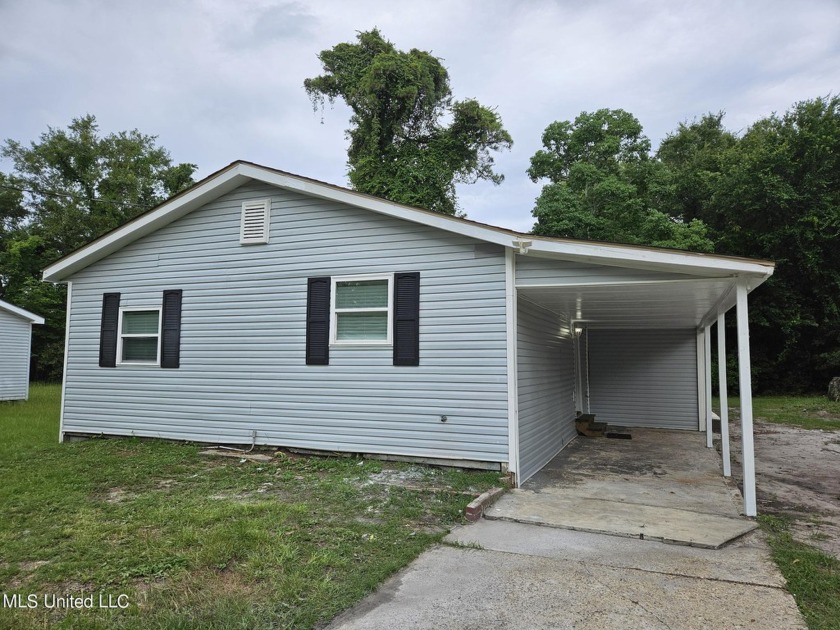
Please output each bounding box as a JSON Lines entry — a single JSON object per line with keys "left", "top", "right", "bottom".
{"left": 486, "top": 492, "right": 756, "bottom": 548}
{"left": 445, "top": 519, "right": 785, "bottom": 588}
{"left": 328, "top": 540, "right": 804, "bottom": 630}
{"left": 487, "top": 428, "right": 756, "bottom": 547}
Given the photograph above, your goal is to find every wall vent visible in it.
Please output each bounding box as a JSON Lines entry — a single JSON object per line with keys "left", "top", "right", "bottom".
{"left": 240, "top": 199, "right": 271, "bottom": 244}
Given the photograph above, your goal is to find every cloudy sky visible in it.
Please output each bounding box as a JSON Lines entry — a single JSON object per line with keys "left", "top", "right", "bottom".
{"left": 2, "top": 0, "right": 839, "bottom": 231}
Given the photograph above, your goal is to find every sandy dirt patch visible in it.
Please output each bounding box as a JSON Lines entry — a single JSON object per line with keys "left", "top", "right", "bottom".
{"left": 727, "top": 417, "right": 840, "bottom": 559}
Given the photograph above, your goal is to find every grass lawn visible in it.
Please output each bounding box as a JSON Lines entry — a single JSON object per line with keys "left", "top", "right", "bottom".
{"left": 0, "top": 384, "right": 501, "bottom": 629}
{"left": 721, "top": 395, "right": 840, "bottom": 431}
{"left": 754, "top": 396, "right": 840, "bottom": 430}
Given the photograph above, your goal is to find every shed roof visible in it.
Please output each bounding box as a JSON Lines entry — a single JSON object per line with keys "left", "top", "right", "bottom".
{"left": 42, "top": 160, "right": 775, "bottom": 283}
{"left": 0, "top": 299, "right": 45, "bottom": 324}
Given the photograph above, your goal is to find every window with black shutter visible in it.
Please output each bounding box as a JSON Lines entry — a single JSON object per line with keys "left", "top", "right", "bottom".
{"left": 99, "top": 290, "right": 183, "bottom": 368}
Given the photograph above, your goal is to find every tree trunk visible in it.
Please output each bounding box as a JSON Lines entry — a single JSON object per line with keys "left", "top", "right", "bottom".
{"left": 828, "top": 377, "right": 840, "bottom": 402}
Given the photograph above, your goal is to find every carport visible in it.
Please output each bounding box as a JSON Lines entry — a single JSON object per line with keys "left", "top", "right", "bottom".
{"left": 507, "top": 243, "right": 775, "bottom": 518}
{"left": 488, "top": 427, "right": 756, "bottom": 547}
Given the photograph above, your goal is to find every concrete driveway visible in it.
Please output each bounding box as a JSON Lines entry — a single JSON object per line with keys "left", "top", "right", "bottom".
{"left": 329, "top": 430, "right": 805, "bottom": 629}
{"left": 328, "top": 520, "right": 805, "bottom": 629}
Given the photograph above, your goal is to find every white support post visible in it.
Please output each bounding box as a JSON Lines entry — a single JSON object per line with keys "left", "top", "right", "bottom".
{"left": 58, "top": 281, "right": 72, "bottom": 443}
{"left": 717, "top": 312, "right": 731, "bottom": 477}
{"left": 736, "top": 283, "right": 757, "bottom": 517}
{"left": 696, "top": 330, "right": 707, "bottom": 431}
{"left": 704, "top": 325, "right": 713, "bottom": 448}
{"left": 584, "top": 329, "right": 591, "bottom": 414}
{"left": 573, "top": 330, "right": 583, "bottom": 413}
{"left": 504, "top": 248, "right": 520, "bottom": 485}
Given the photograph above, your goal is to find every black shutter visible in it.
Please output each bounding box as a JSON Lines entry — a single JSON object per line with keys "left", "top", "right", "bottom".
{"left": 306, "top": 277, "right": 330, "bottom": 365}
{"left": 99, "top": 293, "right": 121, "bottom": 368}
{"left": 393, "top": 272, "right": 420, "bottom": 366}
{"left": 161, "top": 290, "right": 183, "bottom": 369}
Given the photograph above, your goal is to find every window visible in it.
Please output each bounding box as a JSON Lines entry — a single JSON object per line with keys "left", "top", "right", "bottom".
{"left": 240, "top": 199, "right": 271, "bottom": 244}
{"left": 330, "top": 274, "right": 393, "bottom": 344}
{"left": 117, "top": 308, "right": 161, "bottom": 364}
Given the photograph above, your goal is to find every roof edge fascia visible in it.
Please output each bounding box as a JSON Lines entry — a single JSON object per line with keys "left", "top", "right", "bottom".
{"left": 0, "top": 300, "right": 45, "bottom": 324}
{"left": 523, "top": 240, "right": 775, "bottom": 278}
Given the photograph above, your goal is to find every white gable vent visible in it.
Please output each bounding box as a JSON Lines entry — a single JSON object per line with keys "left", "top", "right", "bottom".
{"left": 240, "top": 199, "right": 271, "bottom": 244}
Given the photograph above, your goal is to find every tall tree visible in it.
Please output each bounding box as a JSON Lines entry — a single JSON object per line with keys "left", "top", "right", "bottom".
{"left": 304, "top": 29, "right": 512, "bottom": 215}
{"left": 528, "top": 109, "right": 713, "bottom": 251}
{"left": 656, "top": 112, "right": 738, "bottom": 227}
{"left": 700, "top": 97, "right": 840, "bottom": 392}
{"left": 1, "top": 115, "right": 196, "bottom": 380}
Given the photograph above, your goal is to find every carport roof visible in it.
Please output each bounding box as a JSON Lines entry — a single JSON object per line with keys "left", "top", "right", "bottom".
{"left": 518, "top": 278, "right": 742, "bottom": 330}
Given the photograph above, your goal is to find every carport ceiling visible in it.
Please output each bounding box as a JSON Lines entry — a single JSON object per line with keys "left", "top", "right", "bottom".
{"left": 518, "top": 279, "right": 738, "bottom": 329}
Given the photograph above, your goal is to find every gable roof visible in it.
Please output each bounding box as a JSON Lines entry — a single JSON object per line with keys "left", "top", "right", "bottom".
{"left": 0, "top": 299, "right": 45, "bottom": 324}
{"left": 41, "top": 160, "right": 775, "bottom": 283}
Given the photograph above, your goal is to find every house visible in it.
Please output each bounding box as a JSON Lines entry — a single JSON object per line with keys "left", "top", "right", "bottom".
{"left": 0, "top": 299, "right": 45, "bottom": 401}
{"left": 42, "top": 161, "right": 774, "bottom": 515}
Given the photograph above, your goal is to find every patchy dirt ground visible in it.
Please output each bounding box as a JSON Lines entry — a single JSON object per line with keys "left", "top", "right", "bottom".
{"left": 727, "top": 417, "right": 840, "bottom": 559}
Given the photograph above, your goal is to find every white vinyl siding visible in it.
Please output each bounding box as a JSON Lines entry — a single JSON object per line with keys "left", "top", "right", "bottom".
{"left": 62, "top": 182, "right": 509, "bottom": 464}
{"left": 516, "top": 299, "right": 577, "bottom": 483}
{"left": 0, "top": 310, "right": 33, "bottom": 401}
{"left": 587, "top": 329, "right": 698, "bottom": 429}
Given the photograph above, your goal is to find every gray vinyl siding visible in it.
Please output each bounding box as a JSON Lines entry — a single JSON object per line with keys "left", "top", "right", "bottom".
{"left": 516, "top": 299, "right": 576, "bottom": 483}
{"left": 587, "top": 329, "right": 698, "bottom": 429}
{"left": 515, "top": 255, "right": 696, "bottom": 286}
{"left": 62, "top": 182, "right": 510, "bottom": 463}
{"left": 0, "top": 310, "right": 32, "bottom": 401}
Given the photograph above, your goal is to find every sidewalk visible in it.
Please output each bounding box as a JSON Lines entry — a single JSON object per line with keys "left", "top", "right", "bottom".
{"left": 327, "top": 519, "right": 805, "bottom": 629}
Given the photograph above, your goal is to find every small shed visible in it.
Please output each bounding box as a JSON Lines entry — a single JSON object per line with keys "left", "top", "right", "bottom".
{"left": 0, "top": 299, "right": 45, "bottom": 401}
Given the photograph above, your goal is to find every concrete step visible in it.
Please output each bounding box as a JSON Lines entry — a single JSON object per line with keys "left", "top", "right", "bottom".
{"left": 484, "top": 490, "right": 757, "bottom": 549}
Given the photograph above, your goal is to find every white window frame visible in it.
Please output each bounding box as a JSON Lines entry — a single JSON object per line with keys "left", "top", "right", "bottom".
{"left": 330, "top": 273, "right": 393, "bottom": 346}
{"left": 239, "top": 199, "right": 271, "bottom": 244}
{"left": 116, "top": 307, "right": 162, "bottom": 366}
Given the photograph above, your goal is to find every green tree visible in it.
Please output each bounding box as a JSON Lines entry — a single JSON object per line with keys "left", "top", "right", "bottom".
{"left": 304, "top": 29, "right": 512, "bottom": 215}
{"left": 528, "top": 109, "right": 713, "bottom": 251}
{"left": 1, "top": 115, "right": 196, "bottom": 380}
{"left": 704, "top": 97, "right": 840, "bottom": 391}
{"left": 0, "top": 172, "right": 25, "bottom": 263}
{"left": 656, "top": 112, "right": 738, "bottom": 227}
